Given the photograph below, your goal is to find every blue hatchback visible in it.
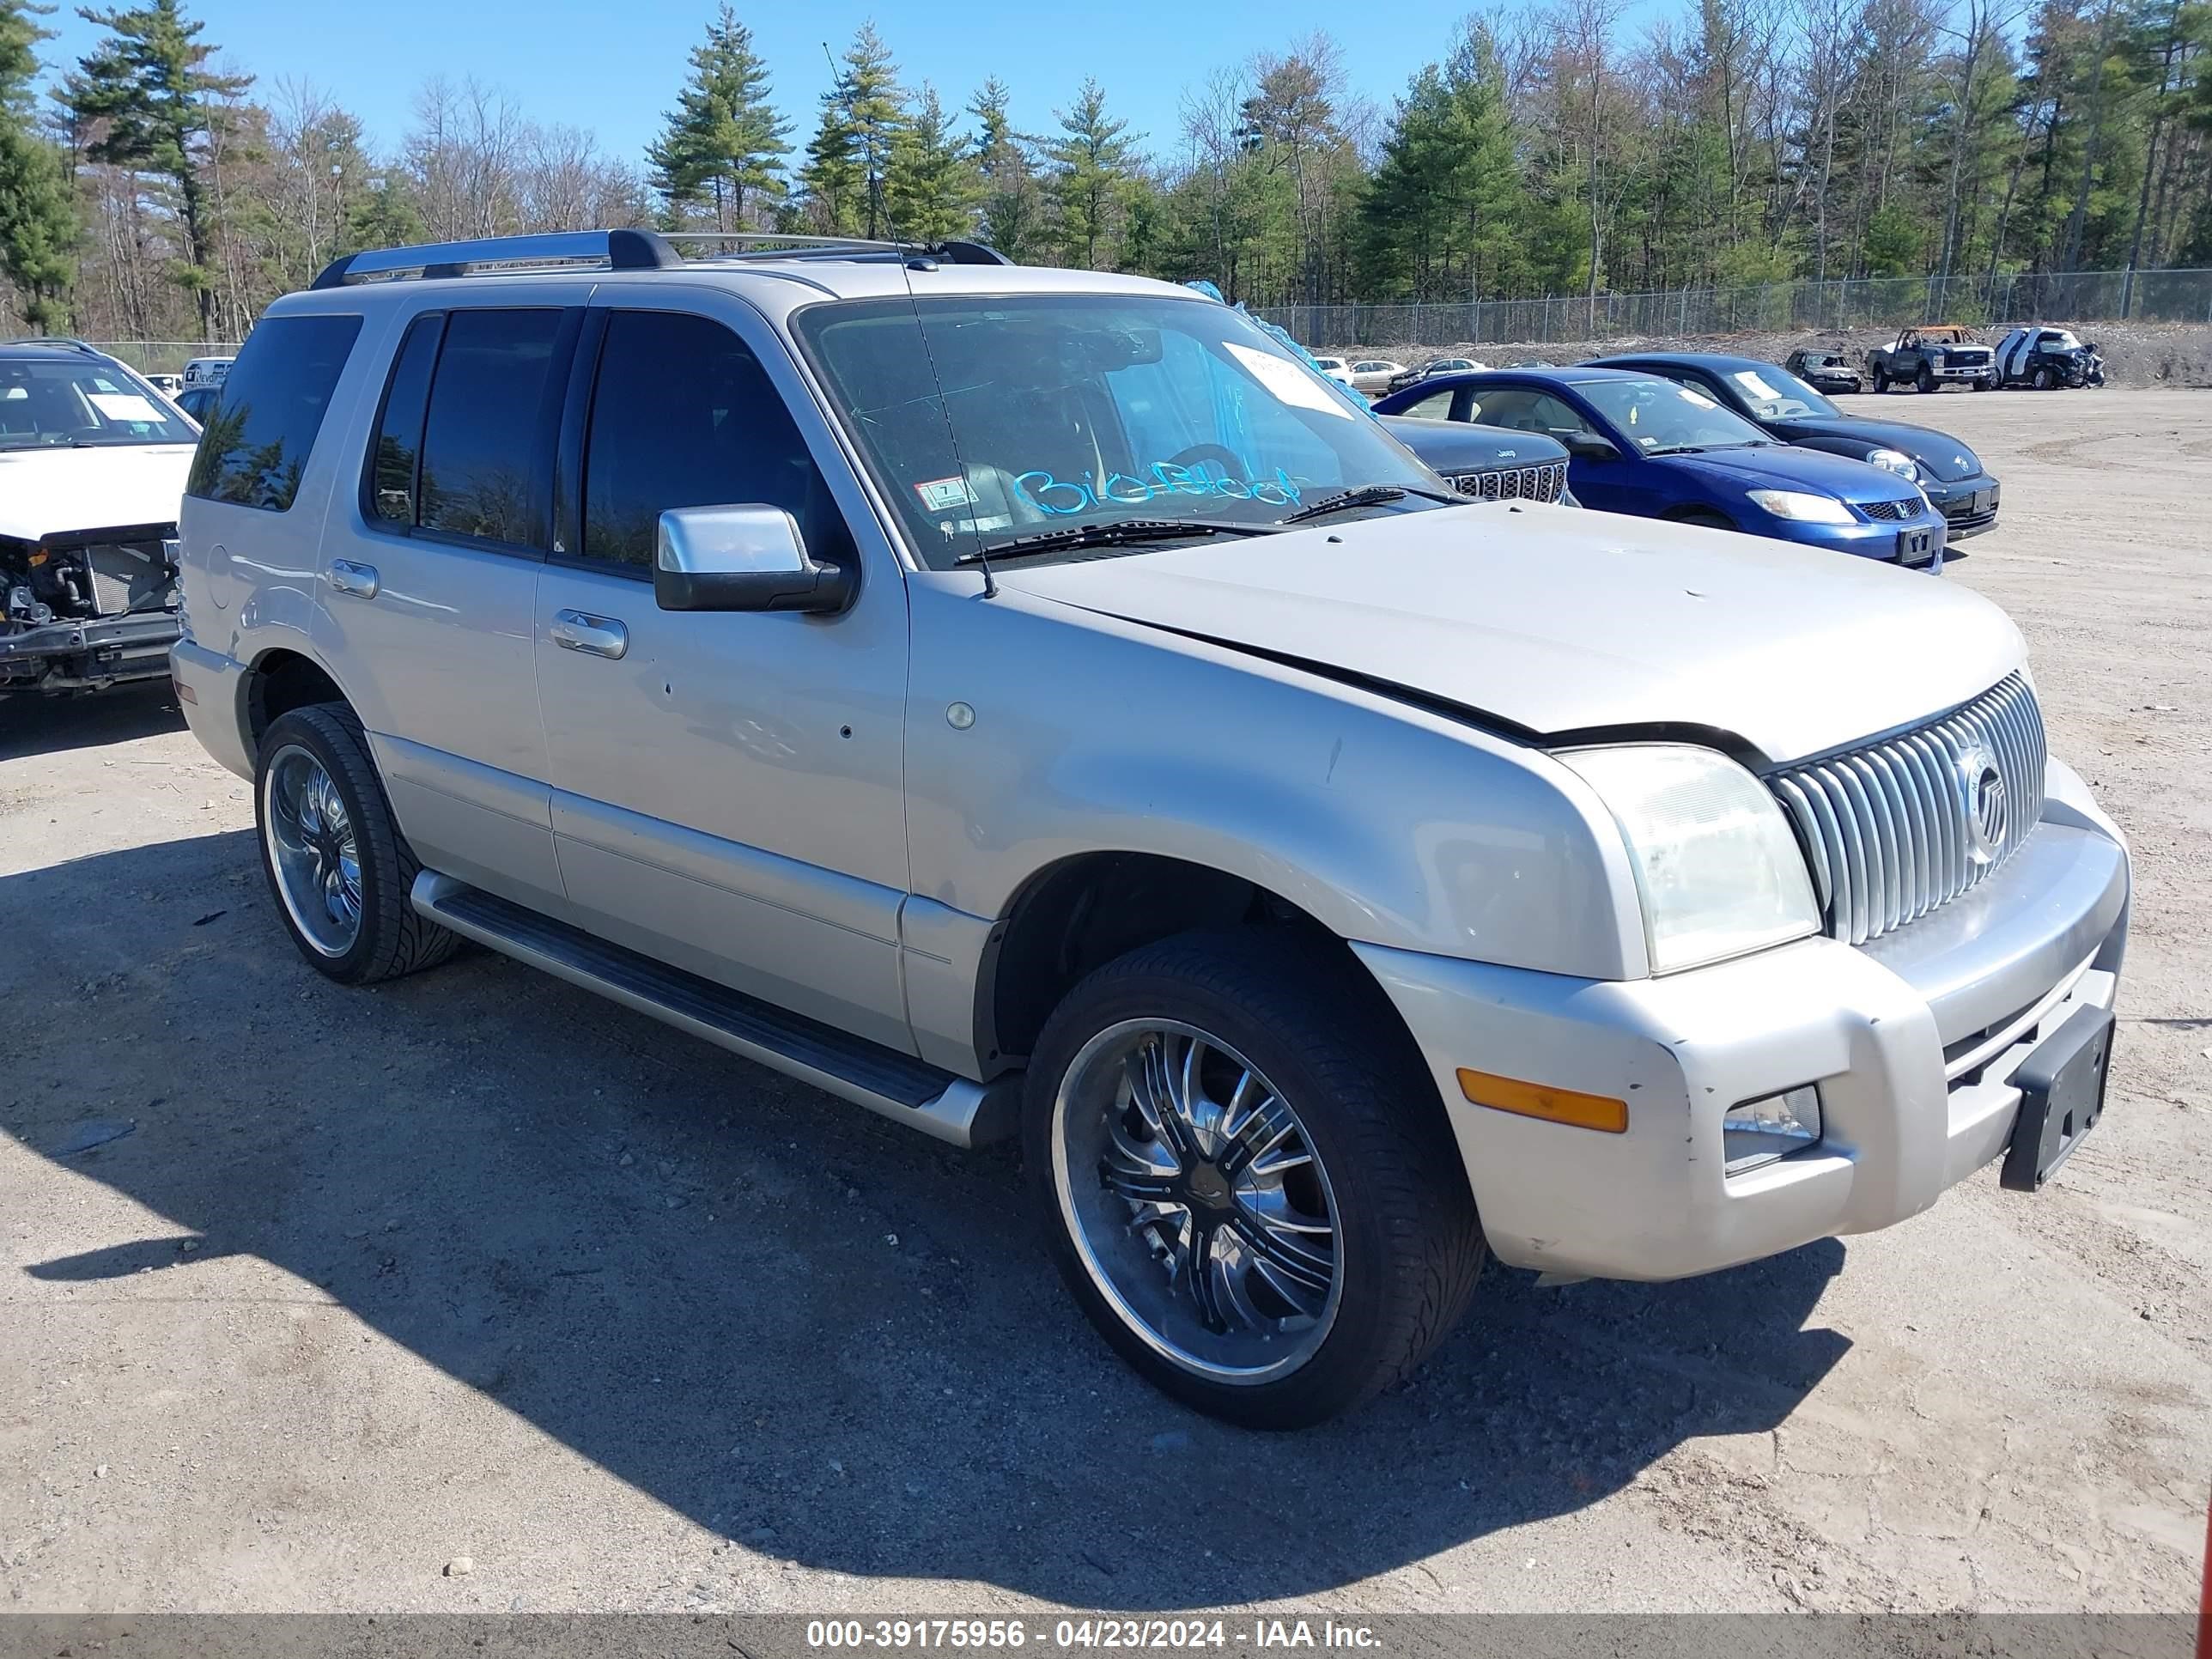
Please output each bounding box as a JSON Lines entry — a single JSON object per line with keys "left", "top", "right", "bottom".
{"left": 1372, "top": 366, "right": 1948, "bottom": 570}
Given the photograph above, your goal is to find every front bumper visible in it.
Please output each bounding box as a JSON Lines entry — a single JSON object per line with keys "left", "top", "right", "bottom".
{"left": 1358, "top": 758, "right": 2129, "bottom": 1281}
{"left": 0, "top": 611, "right": 180, "bottom": 694}
{"left": 1756, "top": 510, "right": 1948, "bottom": 568}
{"left": 1924, "top": 476, "right": 2002, "bottom": 538}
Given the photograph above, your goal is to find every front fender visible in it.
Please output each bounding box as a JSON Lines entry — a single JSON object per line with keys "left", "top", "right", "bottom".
{"left": 902, "top": 573, "right": 1648, "bottom": 983}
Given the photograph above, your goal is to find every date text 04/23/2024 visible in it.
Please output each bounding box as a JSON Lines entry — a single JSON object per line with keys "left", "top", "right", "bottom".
{"left": 803, "top": 1618, "right": 1382, "bottom": 1650}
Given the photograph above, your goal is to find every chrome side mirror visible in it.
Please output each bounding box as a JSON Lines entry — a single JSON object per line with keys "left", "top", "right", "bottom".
{"left": 653, "top": 505, "right": 855, "bottom": 615}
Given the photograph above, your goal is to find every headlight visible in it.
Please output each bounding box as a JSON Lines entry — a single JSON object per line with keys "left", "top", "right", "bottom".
{"left": 1746, "top": 489, "right": 1856, "bottom": 525}
{"left": 1863, "top": 447, "right": 1920, "bottom": 482}
{"left": 1559, "top": 744, "right": 1821, "bottom": 974}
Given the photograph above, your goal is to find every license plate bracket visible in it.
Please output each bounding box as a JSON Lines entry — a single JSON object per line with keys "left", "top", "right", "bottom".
{"left": 2000, "top": 1004, "right": 2115, "bottom": 1192}
{"left": 1898, "top": 528, "right": 1937, "bottom": 566}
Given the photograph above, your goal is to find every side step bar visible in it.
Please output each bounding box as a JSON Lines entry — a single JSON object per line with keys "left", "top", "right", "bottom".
{"left": 411, "top": 872, "right": 1018, "bottom": 1147}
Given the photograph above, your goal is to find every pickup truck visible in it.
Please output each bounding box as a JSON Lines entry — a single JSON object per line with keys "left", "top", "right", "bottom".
{"left": 1865, "top": 325, "right": 1997, "bottom": 393}
{"left": 173, "top": 229, "right": 2130, "bottom": 1427}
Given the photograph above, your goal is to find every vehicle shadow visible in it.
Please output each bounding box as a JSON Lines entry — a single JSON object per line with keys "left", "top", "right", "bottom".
{"left": 4, "top": 830, "right": 1852, "bottom": 1607}
{"left": 0, "top": 683, "right": 183, "bottom": 761}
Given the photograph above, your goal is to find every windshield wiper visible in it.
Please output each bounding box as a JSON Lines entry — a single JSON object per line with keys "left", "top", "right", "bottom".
{"left": 954, "top": 517, "right": 1280, "bottom": 565}
{"left": 1275, "top": 481, "right": 1462, "bottom": 524}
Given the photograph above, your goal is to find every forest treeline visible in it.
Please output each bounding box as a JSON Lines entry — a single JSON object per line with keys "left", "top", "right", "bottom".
{"left": 0, "top": 0, "right": 2205, "bottom": 341}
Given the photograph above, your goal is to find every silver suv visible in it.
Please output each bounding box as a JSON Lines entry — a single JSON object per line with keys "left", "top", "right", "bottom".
{"left": 173, "top": 230, "right": 2130, "bottom": 1428}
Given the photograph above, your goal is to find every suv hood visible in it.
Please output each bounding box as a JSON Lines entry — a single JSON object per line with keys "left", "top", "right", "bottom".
{"left": 1771, "top": 416, "right": 1984, "bottom": 482}
{"left": 999, "top": 505, "right": 2024, "bottom": 763}
{"left": 0, "top": 445, "right": 195, "bottom": 542}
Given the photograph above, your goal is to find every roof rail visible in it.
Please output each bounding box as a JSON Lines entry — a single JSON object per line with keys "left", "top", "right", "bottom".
{"left": 662, "top": 231, "right": 1014, "bottom": 267}
{"left": 307, "top": 227, "right": 1018, "bottom": 291}
{"left": 310, "top": 228, "right": 682, "bottom": 289}
{"left": 3, "top": 335, "right": 102, "bottom": 355}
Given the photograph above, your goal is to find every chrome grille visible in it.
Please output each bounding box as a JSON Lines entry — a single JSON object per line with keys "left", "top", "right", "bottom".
{"left": 1770, "top": 674, "right": 2046, "bottom": 946}
{"left": 1449, "top": 461, "right": 1568, "bottom": 505}
{"left": 1858, "top": 498, "right": 1920, "bottom": 522}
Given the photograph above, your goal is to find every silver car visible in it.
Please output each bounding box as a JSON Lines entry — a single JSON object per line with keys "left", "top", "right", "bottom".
{"left": 173, "top": 231, "right": 2130, "bottom": 1428}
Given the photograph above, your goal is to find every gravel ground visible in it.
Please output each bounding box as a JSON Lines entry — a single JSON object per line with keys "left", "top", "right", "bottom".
{"left": 2, "top": 386, "right": 2208, "bottom": 1617}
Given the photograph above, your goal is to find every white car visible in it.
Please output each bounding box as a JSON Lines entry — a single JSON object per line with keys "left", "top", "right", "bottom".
{"left": 1346, "top": 358, "right": 1406, "bottom": 394}
{"left": 1309, "top": 356, "right": 1355, "bottom": 388}
{"left": 144, "top": 371, "right": 184, "bottom": 395}
{"left": 0, "top": 339, "right": 198, "bottom": 696}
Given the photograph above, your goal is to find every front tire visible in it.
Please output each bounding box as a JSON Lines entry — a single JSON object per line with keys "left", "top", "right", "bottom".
{"left": 2033, "top": 366, "right": 2054, "bottom": 390}
{"left": 1917, "top": 367, "right": 1938, "bottom": 393}
{"left": 255, "top": 703, "right": 458, "bottom": 984}
{"left": 1024, "top": 931, "right": 1485, "bottom": 1429}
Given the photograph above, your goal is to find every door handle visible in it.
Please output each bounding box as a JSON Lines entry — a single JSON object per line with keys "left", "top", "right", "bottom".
{"left": 550, "top": 609, "right": 629, "bottom": 660}
{"left": 326, "top": 560, "right": 380, "bottom": 599}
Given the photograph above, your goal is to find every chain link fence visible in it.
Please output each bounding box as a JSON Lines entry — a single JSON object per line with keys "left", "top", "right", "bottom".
{"left": 1253, "top": 268, "right": 2212, "bottom": 349}
{"left": 73, "top": 340, "right": 244, "bottom": 375}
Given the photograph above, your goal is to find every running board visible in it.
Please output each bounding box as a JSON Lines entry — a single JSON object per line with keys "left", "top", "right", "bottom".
{"left": 410, "top": 872, "right": 1018, "bottom": 1147}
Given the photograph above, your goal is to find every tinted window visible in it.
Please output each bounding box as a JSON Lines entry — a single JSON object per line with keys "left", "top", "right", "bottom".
{"left": 581, "top": 310, "right": 844, "bottom": 568}
{"left": 418, "top": 308, "right": 563, "bottom": 546}
{"left": 367, "top": 313, "right": 444, "bottom": 524}
{"left": 185, "top": 314, "right": 362, "bottom": 511}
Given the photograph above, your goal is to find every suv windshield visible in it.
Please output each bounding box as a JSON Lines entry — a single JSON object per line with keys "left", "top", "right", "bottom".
{"left": 0, "top": 357, "right": 195, "bottom": 448}
{"left": 1722, "top": 365, "right": 1839, "bottom": 421}
{"left": 796, "top": 293, "right": 1441, "bottom": 569}
{"left": 1581, "top": 377, "right": 1774, "bottom": 453}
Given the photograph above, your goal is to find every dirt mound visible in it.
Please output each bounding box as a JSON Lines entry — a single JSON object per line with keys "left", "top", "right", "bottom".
{"left": 1324, "top": 321, "right": 2212, "bottom": 389}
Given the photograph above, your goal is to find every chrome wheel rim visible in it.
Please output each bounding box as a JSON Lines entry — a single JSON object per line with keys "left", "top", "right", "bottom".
{"left": 1053, "top": 1019, "right": 1342, "bottom": 1384}
{"left": 262, "top": 744, "right": 362, "bottom": 957}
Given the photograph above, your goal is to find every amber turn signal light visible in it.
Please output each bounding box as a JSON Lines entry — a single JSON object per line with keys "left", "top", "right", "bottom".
{"left": 1457, "top": 1067, "right": 1628, "bottom": 1134}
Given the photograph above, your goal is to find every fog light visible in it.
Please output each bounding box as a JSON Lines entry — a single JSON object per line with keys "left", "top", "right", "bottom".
{"left": 1723, "top": 1085, "right": 1822, "bottom": 1174}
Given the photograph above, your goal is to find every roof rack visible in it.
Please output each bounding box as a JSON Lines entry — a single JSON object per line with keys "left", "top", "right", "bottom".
{"left": 308, "top": 228, "right": 1014, "bottom": 289}
{"left": 3, "top": 335, "right": 102, "bottom": 355}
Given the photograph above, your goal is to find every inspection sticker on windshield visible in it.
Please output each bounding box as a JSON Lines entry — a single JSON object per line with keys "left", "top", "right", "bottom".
{"left": 915, "top": 475, "right": 980, "bottom": 513}
{"left": 1224, "top": 343, "right": 1354, "bottom": 419}
{"left": 89, "top": 392, "right": 162, "bottom": 422}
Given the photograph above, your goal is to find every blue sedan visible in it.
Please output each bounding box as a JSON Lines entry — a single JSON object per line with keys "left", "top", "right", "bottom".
{"left": 1371, "top": 367, "right": 1948, "bottom": 570}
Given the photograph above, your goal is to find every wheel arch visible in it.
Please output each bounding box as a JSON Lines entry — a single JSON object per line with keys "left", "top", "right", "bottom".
{"left": 975, "top": 850, "right": 1421, "bottom": 1079}
{"left": 243, "top": 644, "right": 352, "bottom": 750}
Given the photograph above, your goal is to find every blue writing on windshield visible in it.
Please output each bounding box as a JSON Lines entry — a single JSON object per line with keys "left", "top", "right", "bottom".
{"left": 1014, "top": 463, "right": 1305, "bottom": 516}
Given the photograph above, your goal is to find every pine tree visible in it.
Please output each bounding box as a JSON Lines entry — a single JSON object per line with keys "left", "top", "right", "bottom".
{"left": 1044, "top": 77, "right": 1139, "bottom": 268}
{"left": 969, "top": 76, "right": 1042, "bottom": 260}
{"left": 0, "top": 0, "right": 76, "bottom": 326}
{"left": 70, "top": 0, "right": 250, "bottom": 338}
{"left": 796, "top": 23, "right": 903, "bottom": 236}
{"left": 796, "top": 76, "right": 860, "bottom": 234}
{"left": 647, "top": 5, "right": 788, "bottom": 233}
{"left": 884, "top": 82, "right": 976, "bottom": 242}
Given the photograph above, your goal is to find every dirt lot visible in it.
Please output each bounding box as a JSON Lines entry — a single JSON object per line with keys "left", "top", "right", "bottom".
{"left": 3, "top": 387, "right": 2208, "bottom": 1617}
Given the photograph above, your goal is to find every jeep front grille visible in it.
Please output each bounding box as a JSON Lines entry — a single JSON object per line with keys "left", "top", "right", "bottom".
{"left": 1448, "top": 461, "right": 1568, "bottom": 505}
{"left": 1768, "top": 673, "right": 2046, "bottom": 946}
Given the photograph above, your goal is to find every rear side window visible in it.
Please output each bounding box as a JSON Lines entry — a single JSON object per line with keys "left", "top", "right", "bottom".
{"left": 416, "top": 308, "right": 565, "bottom": 548}
{"left": 366, "top": 313, "right": 444, "bottom": 524}
{"left": 185, "top": 314, "right": 362, "bottom": 512}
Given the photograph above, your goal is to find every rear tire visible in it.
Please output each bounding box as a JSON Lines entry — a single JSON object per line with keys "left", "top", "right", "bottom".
{"left": 255, "top": 703, "right": 459, "bottom": 985}
{"left": 1871, "top": 370, "right": 1889, "bottom": 393}
{"left": 1024, "top": 930, "right": 1485, "bottom": 1430}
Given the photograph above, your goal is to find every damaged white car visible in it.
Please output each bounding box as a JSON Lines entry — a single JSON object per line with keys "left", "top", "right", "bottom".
{"left": 0, "top": 339, "right": 198, "bottom": 696}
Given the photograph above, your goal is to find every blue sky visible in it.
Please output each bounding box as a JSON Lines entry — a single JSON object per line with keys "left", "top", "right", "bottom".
{"left": 35, "top": 0, "right": 1504, "bottom": 170}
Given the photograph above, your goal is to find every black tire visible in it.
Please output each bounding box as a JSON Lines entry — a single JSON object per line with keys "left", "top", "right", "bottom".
{"left": 1023, "top": 930, "right": 1485, "bottom": 1430}
{"left": 254, "top": 702, "right": 458, "bottom": 984}
{"left": 2033, "top": 366, "right": 2054, "bottom": 391}
{"left": 1917, "top": 366, "right": 1938, "bottom": 393}
{"left": 1871, "top": 370, "right": 1889, "bottom": 393}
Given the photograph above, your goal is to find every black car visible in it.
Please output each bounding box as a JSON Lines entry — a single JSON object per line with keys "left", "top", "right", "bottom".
{"left": 1996, "top": 325, "right": 2100, "bottom": 390}
{"left": 1585, "top": 350, "right": 2002, "bottom": 538}
{"left": 1378, "top": 415, "right": 1573, "bottom": 504}
{"left": 1784, "top": 348, "right": 1862, "bottom": 395}
{"left": 1384, "top": 356, "right": 1486, "bottom": 396}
